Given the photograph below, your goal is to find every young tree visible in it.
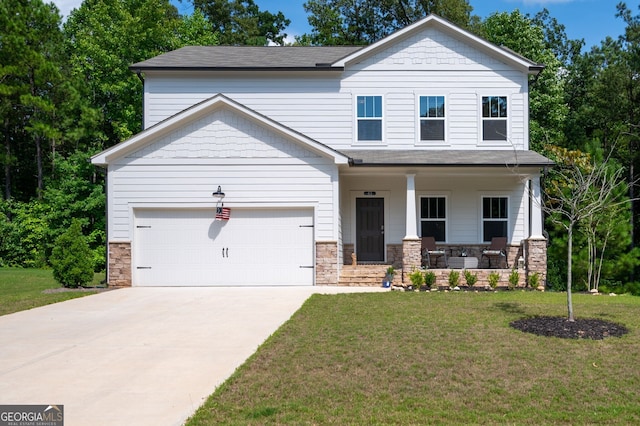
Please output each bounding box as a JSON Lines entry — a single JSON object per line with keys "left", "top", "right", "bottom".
{"left": 544, "top": 146, "right": 630, "bottom": 321}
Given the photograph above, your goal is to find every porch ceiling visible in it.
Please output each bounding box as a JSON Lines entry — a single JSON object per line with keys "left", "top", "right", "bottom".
{"left": 342, "top": 150, "right": 554, "bottom": 168}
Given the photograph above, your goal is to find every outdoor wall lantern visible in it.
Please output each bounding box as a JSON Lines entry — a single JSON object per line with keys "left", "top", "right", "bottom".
{"left": 212, "top": 185, "right": 225, "bottom": 200}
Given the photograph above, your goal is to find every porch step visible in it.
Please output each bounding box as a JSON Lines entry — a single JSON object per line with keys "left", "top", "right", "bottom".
{"left": 338, "top": 265, "right": 402, "bottom": 287}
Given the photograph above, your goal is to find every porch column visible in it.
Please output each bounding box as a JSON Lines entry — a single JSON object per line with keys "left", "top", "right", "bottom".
{"left": 403, "top": 174, "right": 421, "bottom": 281}
{"left": 530, "top": 175, "right": 544, "bottom": 239}
{"left": 405, "top": 174, "right": 418, "bottom": 239}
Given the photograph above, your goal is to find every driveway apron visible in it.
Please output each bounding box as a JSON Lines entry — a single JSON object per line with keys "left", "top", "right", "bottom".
{"left": 0, "top": 286, "right": 385, "bottom": 426}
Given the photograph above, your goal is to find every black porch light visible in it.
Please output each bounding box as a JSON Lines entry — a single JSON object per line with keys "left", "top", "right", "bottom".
{"left": 212, "top": 185, "right": 225, "bottom": 200}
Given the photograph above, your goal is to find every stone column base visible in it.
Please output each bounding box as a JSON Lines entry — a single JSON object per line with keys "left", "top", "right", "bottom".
{"left": 525, "top": 238, "right": 547, "bottom": 285}
{"left": 402, "top": 238, "right": 421, "bottom": 282}
{"left": 108, "top": 242, "right": 132, "bottom": 287}
{"left": 316, "top": 241, "right": 339, "bottom": 285}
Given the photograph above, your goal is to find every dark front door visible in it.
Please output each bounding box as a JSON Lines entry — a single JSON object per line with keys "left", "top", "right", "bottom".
{"left": 356, "top": 197, "right": 385, "bottom": 262}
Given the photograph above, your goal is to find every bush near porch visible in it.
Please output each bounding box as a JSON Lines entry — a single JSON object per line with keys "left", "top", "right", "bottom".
{"left": 187, "top": 291, "right": 639, "bottom": 425}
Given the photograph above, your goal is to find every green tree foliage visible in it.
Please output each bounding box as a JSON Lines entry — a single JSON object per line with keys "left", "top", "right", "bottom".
{"left": 172, "top": 8, "right": 219, "bottom": 48}
{"left": 0, "top": 0, "right": 92, "bottom": 200}
{"left": 193, "top": 0, "right": 290, "bottom": 45}
{"left": 63, "top": 0, "right": 182, "bottom": 143}
{"left": 481, "top": 10, "right": 568, "bottom": 151}
{"left": 300, "top": 0, "right": 475, "bottom": 45}
{"left": 51, "top": 219, "right": 94, "bottom": 288}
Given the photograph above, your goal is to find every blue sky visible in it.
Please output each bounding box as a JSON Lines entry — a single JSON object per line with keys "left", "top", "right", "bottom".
{"left": 53, "top": 0, "right": 630, "bottom": 50}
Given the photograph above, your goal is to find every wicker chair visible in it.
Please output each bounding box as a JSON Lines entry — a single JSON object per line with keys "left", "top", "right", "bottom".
{"left": 481, "top": 237, "right": 508, "bottom": 268}
{"left": 422, "top": 236, "right": 447, "bottom": 268}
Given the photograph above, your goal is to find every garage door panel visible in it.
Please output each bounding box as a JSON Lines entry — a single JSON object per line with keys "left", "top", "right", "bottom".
{"left": 134, "top": 208, "right": 314, "bottom": 286}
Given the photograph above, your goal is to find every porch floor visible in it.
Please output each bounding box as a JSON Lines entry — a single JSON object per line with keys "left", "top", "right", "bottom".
{"left": 338, "top": 264, "right": 524, "bottom": 288}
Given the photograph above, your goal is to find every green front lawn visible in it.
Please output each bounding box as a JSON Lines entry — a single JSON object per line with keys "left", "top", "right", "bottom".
{"left": 0, "top": 268, "right": 105, "bottom": 316}
{"left": 188, "top": 291, "right": 640, "bottom": 425}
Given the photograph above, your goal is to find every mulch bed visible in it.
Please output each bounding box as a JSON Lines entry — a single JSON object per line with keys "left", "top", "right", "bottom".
{"left": 510, "top": 316, "right": 629, "bottom": 340}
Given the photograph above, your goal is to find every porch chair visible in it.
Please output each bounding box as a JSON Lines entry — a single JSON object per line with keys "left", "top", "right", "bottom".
{"left": 422, "top": 236, "right": 447, "bottom": 268}
{"left": 481, "top": 237, "right": 509, "bottom": 268}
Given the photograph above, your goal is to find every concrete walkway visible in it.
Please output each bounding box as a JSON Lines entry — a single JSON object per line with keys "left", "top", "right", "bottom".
{"left": 0, "top": 286, "right": 386, "bottom": 426}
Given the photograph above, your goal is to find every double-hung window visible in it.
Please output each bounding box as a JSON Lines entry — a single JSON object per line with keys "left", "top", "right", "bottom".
{"left": 482, "top": 196, "right": 508, "bottom": 242}
{"left": 420, "top": 196, "right": 446, "bottom": 242}
{"left": 357, "top": 96, "right": 382, "bottom": 141}
{"left": 482, "top": 96, "right": 507, "bottom": 141}
{"left": 419, "top": 96, "right": 445, "bottom": 141}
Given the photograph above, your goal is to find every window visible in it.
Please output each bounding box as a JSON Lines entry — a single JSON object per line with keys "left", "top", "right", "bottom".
{"left": 482, "top": 197, "right": 508, "bottom": 242}
{"left": 419, "top": 96, "right": 445, "bottom": 141}
{"left": 357, "top": 96, "right": 382, "bottom": 141}
{"left": 420, "top": 197, "right": 446, "bottom": 242}
{"left": 482, "top": 96, "right": 507, "bottom": 141}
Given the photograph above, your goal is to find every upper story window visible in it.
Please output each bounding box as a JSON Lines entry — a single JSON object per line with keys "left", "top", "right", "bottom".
{"left": 482, "top": 196, "right": 508, "bottom": 242}
{"left": 482, "top": 96, "right": 507, "bottom": 141}
{"left": 420, "top": 196, "right": 446, "bottom": 242}
{"left": 357, "top": 96, "right": 382, "bottom": 141}
{"left": 419, "top": 96, "right": 445, "bottom": 141}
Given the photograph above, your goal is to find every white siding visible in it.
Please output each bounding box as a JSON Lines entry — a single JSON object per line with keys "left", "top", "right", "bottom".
{"left": 142, "top": 25, "right": 530, "bottom": 152}
{"left": 108, "top": 107, "right": 339, "bottom": 243}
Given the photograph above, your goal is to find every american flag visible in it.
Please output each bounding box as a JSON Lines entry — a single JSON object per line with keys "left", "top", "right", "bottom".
{"left": 215, "top": 207, "right": 231, "bottom": 220}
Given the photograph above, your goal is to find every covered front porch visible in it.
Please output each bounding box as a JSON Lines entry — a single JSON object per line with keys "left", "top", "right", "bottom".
{"left": 334, "top": 150, "right": 551, "bottom": 287}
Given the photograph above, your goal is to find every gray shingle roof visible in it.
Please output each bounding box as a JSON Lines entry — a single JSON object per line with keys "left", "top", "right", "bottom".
{"left": 130, "top": 46, "right": 364, "bottom": 71}
{"left": 342, "top": 150, "right": 554, "bottom": 167}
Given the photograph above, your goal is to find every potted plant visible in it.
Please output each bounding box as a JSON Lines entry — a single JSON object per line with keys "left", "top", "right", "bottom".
{"left": 424, "top": 270, "right": 436, "bottom": 290}
{"left": 383, "top": 266, "right": 395, "bottom": 288}
{"left": 488, "top": 271, "right": 500, "bottom": 290}
{"left": 463, "top": 269, "right": 478, "bottom": 289}
{"left": 508, "top": 269, "right": 519, "bottom": 290}
{"left": 448, "top": 270, "right": 460, "bottom": 290}
{"left": 408, "top": 269, "right": 425, "bottom": 291}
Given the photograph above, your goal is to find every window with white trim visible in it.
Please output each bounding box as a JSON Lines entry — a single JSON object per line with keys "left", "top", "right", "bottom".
{"left": 420, "top": 196, "right": 446, "bottom": 242}
{"left": 482, "top": 196, "right": 508, "bottom": 242}
{"left": 357, "top": 95, "right": 382, "bottom": 141}
{"left": 482, "top": 96, "right": 507, "bottom": 141}
{"left": 419, "top": 96, "right": 445, "bottom": 141}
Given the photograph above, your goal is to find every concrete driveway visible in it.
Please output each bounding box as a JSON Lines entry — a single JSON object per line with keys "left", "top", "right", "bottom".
{"left": 0, "top": 286, "right": 385, "bottom": 425}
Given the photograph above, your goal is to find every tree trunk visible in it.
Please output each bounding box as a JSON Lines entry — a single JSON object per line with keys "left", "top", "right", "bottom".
{"left": 567, "top": 224, "right": 574, "bottom": 322}
{"left": 36, "top": 135, "right": 43, "bottom": 199}
{"left": 3, "top": 118, "right": 10, "bottom": 201}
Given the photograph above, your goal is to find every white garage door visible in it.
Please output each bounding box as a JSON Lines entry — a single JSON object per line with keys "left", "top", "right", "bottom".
{"left": 133, "top": 208, "right": 314, "bottom": 286}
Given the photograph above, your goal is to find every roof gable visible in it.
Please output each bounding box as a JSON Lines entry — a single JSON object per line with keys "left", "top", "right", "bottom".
{"left": 332, "top": 15, "right": 542, "bottom": 74}
{"left": 91, "top": 95, "right": 350, "bottom": 166}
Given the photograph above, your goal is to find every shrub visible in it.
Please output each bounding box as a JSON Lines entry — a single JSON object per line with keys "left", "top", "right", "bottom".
{"left": 488, "top": 271, "right": 500, "bottom": 289}
{"left": 527, "top": 272, "right": 541, "bottom": 289}
{"left": 448, "top": 270, "right": 460, "bottom": 288}
{"left": 463, "top": 270, "right": 478, "bottom": 287}
{"left": 408, "top": 269, "right": 425, "bottom": 288}
{"left": 424, "top": 271, "right": 436, "bottom": 289}
{"left": 50, "top": 219, "right": 94, "bottom": 288}
{"left": 508, "top": 269, "right": 519, "bottom": 289}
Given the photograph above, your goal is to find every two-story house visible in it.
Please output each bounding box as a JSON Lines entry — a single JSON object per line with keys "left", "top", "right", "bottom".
{"left": 92, "top": 14, "right": 552, "bottom": 287}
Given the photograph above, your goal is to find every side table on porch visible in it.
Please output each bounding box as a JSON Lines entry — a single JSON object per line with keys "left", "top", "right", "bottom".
{"left": 448, "top": 256, "right": 478, "bottom": 269}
